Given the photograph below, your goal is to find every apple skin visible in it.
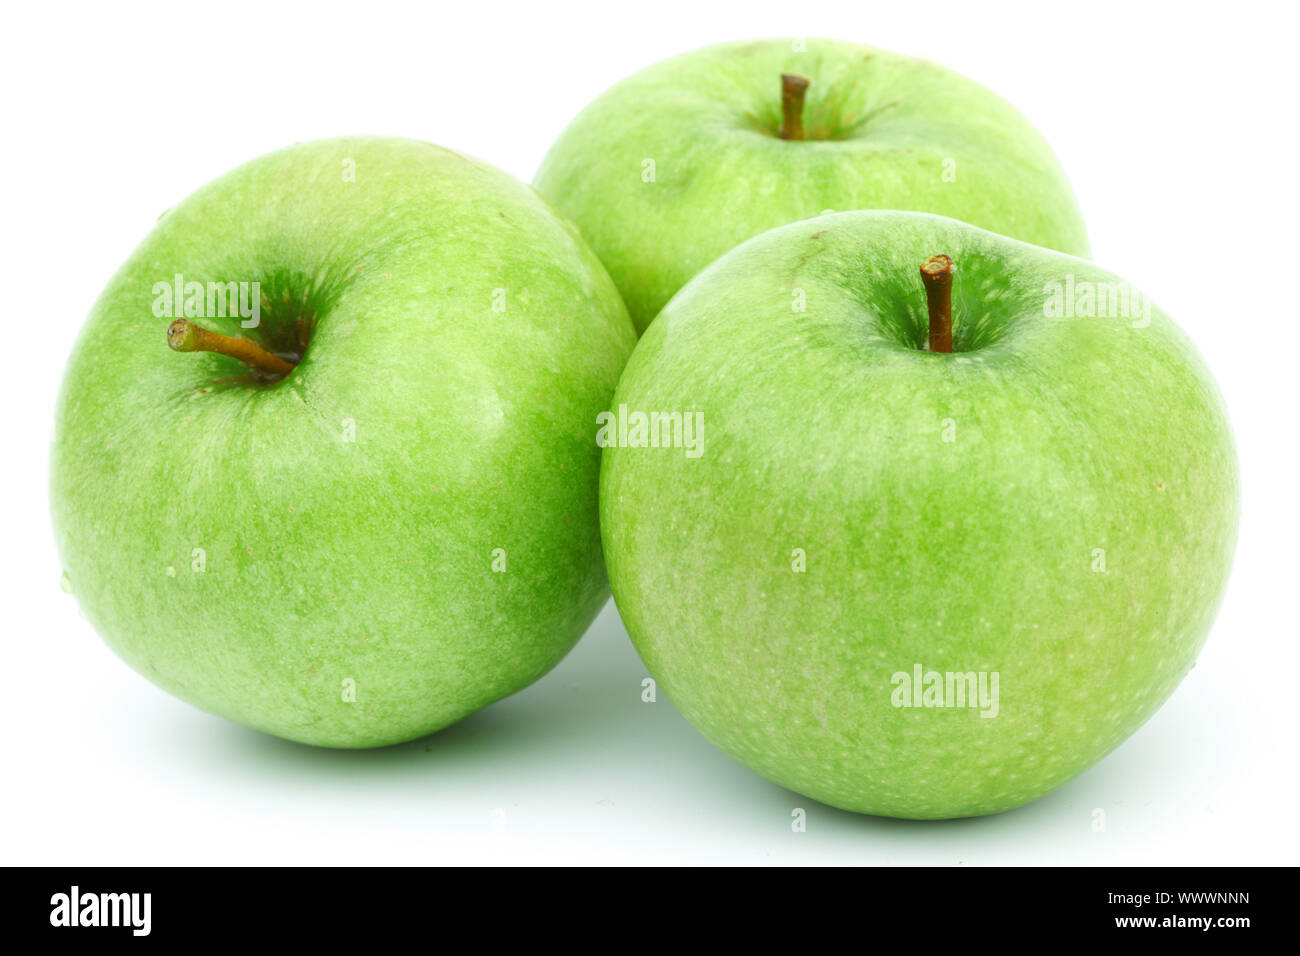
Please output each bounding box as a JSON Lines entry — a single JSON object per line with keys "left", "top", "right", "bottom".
{"left": 51, "top": 136, "right": 635, "bottom": 748}
{"left": 535, "top": 38, "right": 1090, "bottom": 334}
{"left": 601, "top": 211, "right": 1237, "bottom": 818}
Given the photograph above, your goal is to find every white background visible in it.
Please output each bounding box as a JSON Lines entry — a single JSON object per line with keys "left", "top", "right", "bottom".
{"left": 3, "top": 0, "right": 1297, "bottom": 865}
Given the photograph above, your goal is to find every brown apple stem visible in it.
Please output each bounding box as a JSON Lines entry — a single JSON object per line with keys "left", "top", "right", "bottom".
{"left": 779, "top": 73, "right": 810, "bottom": 141}
{"left": 921, "top": 255, "right": 955, "bottom": 353}
{"left": 167, "top": 318, "right": 295, "bottom": 378}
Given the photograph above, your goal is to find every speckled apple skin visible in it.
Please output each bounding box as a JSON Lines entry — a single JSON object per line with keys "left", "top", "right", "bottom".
{"left": 535, "top": 37, "right": 1090, "bottom": 333}
{"left": 601, "top": 211, "right": 1238, "bottom": 818}
{"left": 51, "top": 137, "right": 635, "bottom": 748}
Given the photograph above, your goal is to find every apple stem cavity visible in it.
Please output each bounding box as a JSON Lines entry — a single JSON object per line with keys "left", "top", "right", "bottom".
{"left": 779, "top": 73, "right": 810, "bottom": 141}
{"left": 921, "top": 255, "right": 955, "bottom": 353}
{"left": 166, "top": 318, "right": 296, "bottom": 380}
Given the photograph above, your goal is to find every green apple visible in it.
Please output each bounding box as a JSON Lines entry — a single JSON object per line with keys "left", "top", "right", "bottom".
{"left": 536, "top": 37, "right": 1090, "bottom": 334}
{"left": 600, "top": 210, "right": 1237, "bottom": 818}
{"left": 51, "top": 136, "right": 635, "bottom": 748}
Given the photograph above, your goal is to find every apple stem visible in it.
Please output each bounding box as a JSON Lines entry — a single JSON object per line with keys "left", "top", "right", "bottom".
{"left": 779, "top": 73, "right": 810, "bottom": 141}
{"left": 921, "top": 255, "right": 955, "bottom": 353}
{"left": 167, "top": 318, "right": 296, "bottom": 379}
